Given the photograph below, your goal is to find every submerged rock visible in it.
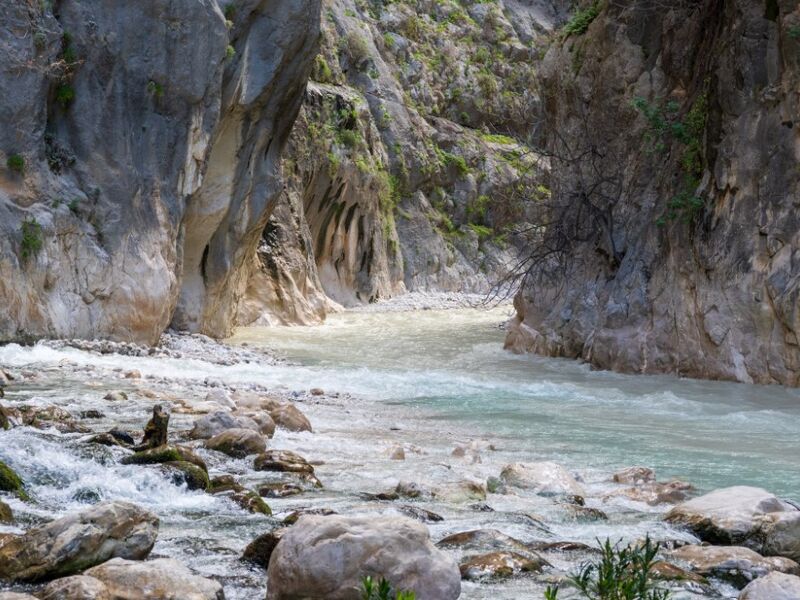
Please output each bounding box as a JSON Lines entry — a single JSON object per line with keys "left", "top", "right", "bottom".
{"left": 608, "top": 480, "right": 693, "bottom": 506}
{"left": 0, "top": 501, "right": 158, "bottom": 582}
{"left": 103, "top": 391, "right": 128, "bottom": 402}
{"left": 266, "top": 515, "right": 460, "bottom": 599}
{"left": 257, "top": 482, "right": 303, "bottom": 498}
{"left": 739, "top": 571, "right": 800, "bottom": 599}
{"left": 205, "top": 428, "right": 266, "bottom": 458}
{"left": 208, "top": 476, "right": 271, "bottom": 515}
{"left": 670, "top": 544, "right": 800, "bottom": 587}
{"left": 39, "top": 575, "right": 111, "bottom": 600}
{"left": 397, "top": 505, "right": 443, "bottom": 523}
{"left": 437, "top": 529, "right": 540, "bottom": 558}
{"left": 253, "top": 450, "right": 321, "bottom": 487}
{"left": 0, "top": 460, "right": 28, "bottom": 501}
{"left": 162, "top": 461, "right": 210, "bottom": 491}
{"left": 459, "top": 551, "right": 545, "bottom": 580}
{"left": 433, "top": 480, "right": 487, "bottom": 503}
{"left": 0, "top": 500, "right": 12, "bottom": 523}
{"left": 85, "top": 558, "right": 224, "bottom": 600}
{"left": 665, "top": 486, "right": 800, "bottom": 561}
{"left": 500, "top": 461, "right": 585, "bottom": 499}
{"left": 241, "top": 528, "right": 288, "bottom": 570}
{"left": 269, "top": 403, "right": 312, "bottom": 433}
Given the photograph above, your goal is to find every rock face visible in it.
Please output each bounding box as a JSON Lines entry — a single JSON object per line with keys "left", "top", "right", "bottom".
{"left": 0, "top": 501, "right": 158, "bottom": 582}
{"left": 0, "top": 0, "right": 321, "bottom": 343}
{"left": 85, "top": 558, "right": 224, "bottom": 600}
{"left": 739, "top": 572, "right": 800, "bottom": 600}
{"left": 665, "top": 486, "right": 800, "bottom": 561}
{"left": 266, "top": 515, "right": 461, "bottom": 600}
{"left": 507, "top": 0, "right": 800, "bottom": 385}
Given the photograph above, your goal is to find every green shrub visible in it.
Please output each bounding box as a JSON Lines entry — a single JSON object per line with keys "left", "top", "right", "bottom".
{"left": 562, "top": 2, "right": 602, "bottom": 38}
{"left": 147, "top": 80, "right": 164, "bottom": 98}
{"left": 223, "top": 3, "right": 236, "bottom": 20}
{"left": 225, "top": 45, "right": 236, "bottom": 59}
{"left": 361, "top": 576, "right": 415, "bottom": 600}
{"left": 313, "top": 54, "right": 333, "bottom": 83}
{"left": 21, "top": 217, "right": 43, "bottom": 261}
{"left": 55, "top": 84, "right": 75, "bottom": 108}
{"left": 545, "top": 537, "right": 671, "bottom": 600}
{"left": 6, "top": 153, "right": 24, "bottom": 174}
{"left": 468, "top": 223, "right": 493, "bottom": 239}
{"left": 342, "top": 31, "right": 370, "bottom": 69}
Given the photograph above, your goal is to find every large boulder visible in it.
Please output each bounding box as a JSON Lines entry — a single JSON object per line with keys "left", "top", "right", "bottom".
{"left": 269, "top": 403, "right": 312, "bottom": 433}
{"left": 85, "top": 558, "right": 224, "bottom": 600}
{"left": 188, "top": 411, "right": 261, "bottom": 440}
{"left": 40, "top": 575, "right": 111, "bottom": 600}
{"left": 205, "top": 428, "right": 266, "bottom": 458}
{"left": 266, "top": 515, "right": 461, "bottom": 600}
{"left": 670, "top": 544, "right": 800, "bottom": 587}
{"left": 739, "top": 572, "right": 800, "bottom": 599}
{"left": 499, "top": 462, "right": 585, "bottom": 498}
{"left": 0, "top": 501, "right": 158, "bottom": 582}
{"left": 665, "top": 486, "right": 800, "bottom": 561}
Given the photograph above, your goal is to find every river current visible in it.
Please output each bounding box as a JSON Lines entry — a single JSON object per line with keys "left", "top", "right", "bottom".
{"left": 1, "top": 306, "right": 798, "bottom": 599}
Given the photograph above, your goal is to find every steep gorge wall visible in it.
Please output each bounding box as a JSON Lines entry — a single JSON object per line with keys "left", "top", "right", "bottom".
{"left": 507, "top": 0, "right": 800, "bottom": 385}
{"left": 0, "top": 0, "right": 320, "bottom": 343}
{"left": 238, "top": 0, "right": 557, "bottom": 325}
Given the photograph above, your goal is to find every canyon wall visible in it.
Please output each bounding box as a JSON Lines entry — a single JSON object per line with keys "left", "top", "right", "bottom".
{"left": 0, "top": 0, "right": 320, "bottom": 343}
{"left": 507, "top": 0, "right": 800, "bottom": 385}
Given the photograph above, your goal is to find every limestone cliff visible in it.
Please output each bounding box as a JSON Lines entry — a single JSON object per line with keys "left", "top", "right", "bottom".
{"left": 238, "top": 0, "right": 555, "bottom": 325}
{"left": 506, "top": 0, "right": 800, "bottom": 385}
{"left": 0, "top": 0, "right": 320, "bottom": 343}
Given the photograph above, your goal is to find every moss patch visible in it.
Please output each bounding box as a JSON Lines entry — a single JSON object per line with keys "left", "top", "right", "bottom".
{"left": 0, "top": 460, "right": 29, "bottom": 501}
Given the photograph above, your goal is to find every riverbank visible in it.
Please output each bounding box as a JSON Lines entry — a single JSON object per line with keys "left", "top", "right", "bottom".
{"left": 1, "top": 309, "right": 800, "bottom": 599}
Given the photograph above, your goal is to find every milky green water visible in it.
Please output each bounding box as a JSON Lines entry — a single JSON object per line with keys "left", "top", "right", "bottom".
{"left": 232, "top": 307, "right": 800, "bottom": 501}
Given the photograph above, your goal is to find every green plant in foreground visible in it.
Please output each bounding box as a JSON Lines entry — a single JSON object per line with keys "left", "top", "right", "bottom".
{"left": 6, "top": 153, "right": 25, "bottom": 174}
{"left": 21, "top": 217, "right": 43, "bottom": 261}
{"left": 361, "top": 576, "right": 415, "bottom": 600}
{"left": 545, "top": 537, "right": 670, "bottom": 600}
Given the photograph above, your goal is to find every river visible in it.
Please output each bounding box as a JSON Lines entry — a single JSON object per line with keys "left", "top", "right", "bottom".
{"left": 1, "top": 306, "right": 798, "bottom": 599}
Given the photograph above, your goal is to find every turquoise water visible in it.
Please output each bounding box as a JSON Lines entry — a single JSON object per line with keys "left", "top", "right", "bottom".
{"left": 232, "top": 307, "right": 800, "bottom": 501}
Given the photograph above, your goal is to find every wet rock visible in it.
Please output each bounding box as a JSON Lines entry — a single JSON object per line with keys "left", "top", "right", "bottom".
{"left": 123, "top": 370, "right": 141, "bottom": 379}
{"left": 608, "top": 480, "right": 693, "bottom": 506}
{"left": 103, "top": 391, "right": 128, "bottom": 402}
{"left": 39, "top": 575, "right": 111, "bottom": 600}
{"left": 253, "top": 450, "right": 321, "bottom": 486}
{"left": 85, "top": 558, "right": 224, "bottom": 600}
{"left": 650, "top": 561, "right": 707, "bottom": 584}
{"left": 500, "top": 461, "right": 586, "bottom": 498}
{"left": 395, "top": 481, "right": 430, "bottom": 499}
{"left": 88, "top": 428, "right": 135, "bottom": 448}
{"left": 269, "top": 403, "right": 312, "bottom": 433}
{"left": 208, "top": 477, "right": 271, "bottom": 515}
{"left": 80, "top": 410, "right": 105, "bottom": 419}
{"left": 13, "top": 405, "right": 86, "bottom": 434}
{"left": 0, "top": 500, "right": 12, "bottom": 523}
{"left": 563, "top": 504, "right": 608, "bottom": 521}
{"left": 437, "top": 529, "right": 540, "bottom": 558}
{"left": 257, "top": 482, "right": 303, "bottom": 498}
{"left": 670, "top": 544, "right": 800, "bottom": 587}
{"left": 534, "top": 541, "right": 595, "bottom": 553}
{"left": 241, "top": 528, "right": 288, "bottom": 569}
{"left": 0, "top": 594, "right": 39, "bottom": 600}
{"left": 612, "top": 466, "right": 656, "bottom": 485}
{"left": 162, "top": 461, "right": 210, "bottom": 491}
{"left": 0, "top": 501, "right": 158, "bottom": 582}
{"left": 309, "top": 388, "right": 324, "bottom": 396}
{"left": 266, "top": 515, "right": 461, "bottom": 600}
{"left": 188, "top": 411, "right": 261, "bottom": 440}
{"left": 205, "top": 388, "right": 235, "bottom": 410}
{"left": 205, "top": 428, "right": 266, "bottom": 458}
{"left": 397, "top": 505, "right": 444, "bottom": 523}
{"left": 240, "top": 411, "right": 276, "bottom": 437}
{"left": 122, "top": 444, "right": 207, "bottom": 472}
{"left": 739, "top": 571, "right": 800, "bottom": 599}
{"left": 282, "top": 508, "right": 337, "bottom": 525}
{"left": 459, "top": 551, "right": 545, "bottom": 580}
{"left": 665, "top": 486, "right": 800, "bottom": 561}
{"left": 388, "top": 445, "right": 405, "bottom": 460}
{"left": 0, "top": 404, "right": 10, "bottom": 430}
{"left": 433, "top": 480, "right": 487, "bottom": 503}
{"left": 135, "top": 405, "right": 169, "bottom": 450}
{"left": 0, "top": 460, "right": 29, "bottom": 501}
{"left": 486, "top": 476, "right": 507, "bottom": 494}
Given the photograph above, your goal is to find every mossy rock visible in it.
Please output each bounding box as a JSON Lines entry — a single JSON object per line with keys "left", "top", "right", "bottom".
{"left": 0, "top": 460, "right": 29, "bottom": 501}
{"left": 162, "top": 461, "right": 210, "bottom": 491}
{"left": 121, "top": 444, "right": 207, "bottom": 472}
{"left": 0, "top": 499, "right": 13, "bottom": 523}
{"left": 232, "top": 490, "right": 271, "bottom": 515}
